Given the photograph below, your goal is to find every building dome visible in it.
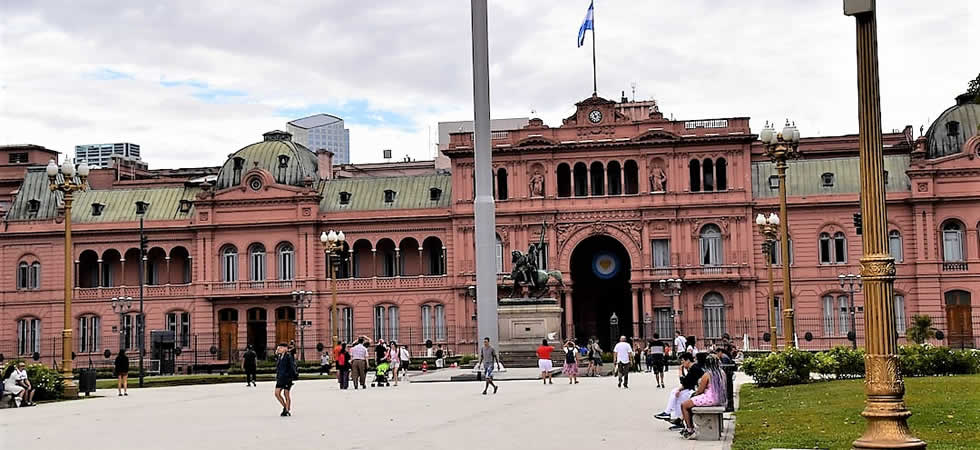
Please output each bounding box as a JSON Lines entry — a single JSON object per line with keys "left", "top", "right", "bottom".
{"left": 924, "top": 93, "right": 980, "bottom": 159}
{"left": 216, "top": 130, "right": 320, "bottom": 190}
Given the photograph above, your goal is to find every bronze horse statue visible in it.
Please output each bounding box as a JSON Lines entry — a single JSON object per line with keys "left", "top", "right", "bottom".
{"left": 503, "top": 250, "right": 564, "bottom": 298}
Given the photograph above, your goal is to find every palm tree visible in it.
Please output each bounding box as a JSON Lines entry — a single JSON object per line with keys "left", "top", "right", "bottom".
{"left": 905, "top": 315, "right": 936, "bottom": 345}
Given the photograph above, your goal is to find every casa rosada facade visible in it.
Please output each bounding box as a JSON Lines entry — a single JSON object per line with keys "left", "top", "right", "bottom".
{"left": 2, "top": 93, "right": 979, "bottom": 368}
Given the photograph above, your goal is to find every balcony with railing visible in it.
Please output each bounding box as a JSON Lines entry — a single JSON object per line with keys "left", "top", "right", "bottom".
{"left": 681, "top": 264, "right": 744, "bottom": 280}
{"left": 942, "top": 262, "right": 969, "bottom": 272}
{"left": 74, "top": 284, "right": 192, "bottom": 300}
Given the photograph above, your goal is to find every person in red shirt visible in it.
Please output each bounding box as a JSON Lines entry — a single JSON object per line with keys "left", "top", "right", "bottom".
{"left": 536, "top": 339, "right": 554, "bottom": 385}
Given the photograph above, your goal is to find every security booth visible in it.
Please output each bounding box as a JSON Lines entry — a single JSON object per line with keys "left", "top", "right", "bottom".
{"left": 151, "top": 330, "right": 176, "bottom": 375}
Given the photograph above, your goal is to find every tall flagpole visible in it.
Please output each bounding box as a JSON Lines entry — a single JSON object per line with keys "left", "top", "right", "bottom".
{"left": 591, "top": 3, "right": 597, "bottom": 95}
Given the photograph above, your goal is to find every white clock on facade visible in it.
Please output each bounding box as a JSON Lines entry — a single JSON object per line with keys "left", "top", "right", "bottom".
{"left": 588, "top": 109, "right": 603, "bottom": 124}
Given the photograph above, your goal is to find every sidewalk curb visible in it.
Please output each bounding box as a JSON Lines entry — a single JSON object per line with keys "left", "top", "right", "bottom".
{"left": 721, "top": 380, "right": 743, "bottom": 450}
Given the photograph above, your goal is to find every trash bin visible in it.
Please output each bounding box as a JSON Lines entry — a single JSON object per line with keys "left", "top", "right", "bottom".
{"left": 78, "top": 368, "right": 97, "bottom": 396}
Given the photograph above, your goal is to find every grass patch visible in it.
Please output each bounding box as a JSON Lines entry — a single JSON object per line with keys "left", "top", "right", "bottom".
{"left": 734, "top": 374, "right": 980, "bottom": 450}
{"left": 93, "top": 373, "right": 332, "bottom": 390}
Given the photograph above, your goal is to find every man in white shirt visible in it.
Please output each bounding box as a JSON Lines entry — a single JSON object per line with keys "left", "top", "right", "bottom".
{"left": 673, "top": 331, "right": 687, "bottom": 360}
{"left": 612, "top": 336, "right": 633, "bottom": 389}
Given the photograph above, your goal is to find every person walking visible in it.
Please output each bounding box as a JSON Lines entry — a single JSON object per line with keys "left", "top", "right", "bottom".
{"left": 114, "top": 351, "right": 130, "bottom": 396}
{"left": 536, "top": 339, "right": 554, "bottom": 385}
{"left": 562, "top": 340, "right": 579, "bottom": 384}
{"left": 649, "top": 335, "right": 667, "bottom": 388}
{"left": 350, "top": 337, "right": 369, "bottom": 389}
{"left": 320, "top": 351, "right": 330, "bottom": 376}
{"left": 673, "top": 331, "right": 687, "bottom": 362}
{"left": 478, "top": 337, "right": 500, "bottom": 395}
{"left": 243, "top": 345, "right": 258, "bottom": 387}
{"left": 589, "top": 339, "right": 603, "bottom": 377}
{"left": 274, "top": 343, "right": 298, "bottom": 417}
{"left": 388, "top": 340, "right": 401, "bottom": 386}
{"left": 337, "top": 342, "right": 351, "bottom": 390}
{"left": 398, "top": 345, "right": 411, "bottom": 377}
{"left": 613, "top": 336, "right": 633, "bottom": 389}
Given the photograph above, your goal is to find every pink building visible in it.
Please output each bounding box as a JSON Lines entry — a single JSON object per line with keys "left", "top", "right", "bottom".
{"left": 2, "top": 93, "right": 978, "bottom": 370}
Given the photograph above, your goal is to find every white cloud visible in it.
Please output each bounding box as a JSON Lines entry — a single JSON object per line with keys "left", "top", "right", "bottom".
{"left": 0, "top": 1, "right": 974, "bottom": 168}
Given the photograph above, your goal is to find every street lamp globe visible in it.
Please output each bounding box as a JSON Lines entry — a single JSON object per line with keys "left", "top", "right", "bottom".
{"left": 77, "top": 162, "right": 90, "bottom": 177}
{"left": 792, "top": 124, "right": 801, "bottom": 143}
{"left": 337, "top": 231, "right": 345, "bottom": 243}
{"left": 755, "top": 213, "right": 766, "bottom": 225}
{"left": 46, "top": 159, "right": 59, "bottom": 177}
{"left": 782, "top": 120, "right": 794, "bottom": 141}
{"left": 768, "top": 213, "right": 779, "bottom": 225}
{"left": 760, "top": 122, "right": 773, "bottom": 144}
{"left": 319, "top": 231, "right": 329, "bottom": 243}
{"left": 61, "top": 159, "right": 75, "bottom": 177}
{"left": 327, "top": 230, "right": 338, "bottom": 242}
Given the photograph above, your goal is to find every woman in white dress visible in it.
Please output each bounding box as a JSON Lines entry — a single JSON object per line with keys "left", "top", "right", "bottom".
{"left": 3, "top": 362, "right": 34, "bottom": 407}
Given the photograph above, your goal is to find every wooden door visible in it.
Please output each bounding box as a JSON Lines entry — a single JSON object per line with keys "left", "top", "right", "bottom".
{"left": 945, "top": 290, "right": 973, "bottom": 349}
{"left": 275, "top": 307, "right": 297, "bottom": 346}
{"left": 219, "top": 321, "right": 238, "bottom": 361}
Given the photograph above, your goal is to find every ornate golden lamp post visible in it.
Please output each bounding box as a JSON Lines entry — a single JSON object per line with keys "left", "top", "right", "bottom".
{"left": 319, "top": 230, "right": 346, "bottom": 344}
{"left": 755, "top": 213, "right": 779, "bottom": 351}
{"left": 845, "top": 1, "right": 924, "bottom": 447}
{"left": 759, "top": 120, "right": 800, "bottom": 348}
{"left": 46, "top": 158, "right": 90, "bottom": 397}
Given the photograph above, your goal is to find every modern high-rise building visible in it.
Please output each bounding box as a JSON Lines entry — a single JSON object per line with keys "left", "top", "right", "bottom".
{"left": 286, "top": 114, "right": 350, "bottom": 164}
{"left": 75, "top": 142, "right": 141, "bottom": 168}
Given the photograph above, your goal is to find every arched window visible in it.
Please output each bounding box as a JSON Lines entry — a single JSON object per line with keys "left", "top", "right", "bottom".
{"left": 277, "top": 243, "right": 295, "bottom": 280}
{"left": 17, "top": 262, "right": 29, "bottom": 290}
{"left": 221, "top": 245, "right": 238, "bottom": 282}
{"left": 888, "top": 230, "right": 903, "bottom": 262}
{"left": 606, "top": 161, "right": 622, "bottom": 195}
{"left": 249, "top": 244, "right": 266, "bottom": 281}
{"left": 699, "top": 225, "right": 723, "bottom": 266}
{"left": 17, "top": 317, "right": 41, "bottom": 355}
{"left": 942, "top": 220, "right": 965, "bottom": 262}
{"left": 557, "top": 163, "right": 571, "bottom": 198}
{"left": 374, "top": 305, "right": 399, "bottom": 341}
{"left": 495, "top": 234, "right": 504, "bottom": 273}
{"left": 819, "top": 233, "right": 832, "bottom": 264}
{"left": 702, "top": 159, "right": 714, "bottom": 191}
{"left": 496, "top": 167, "right": 508, "bottom": 200}
{"left": 833, "top": 232, "right": 847, "bottom": 263}
{"left": 421, "top": 303, "right": 447, "bottom": 341}
{"left": 715, "top": 158, "right": 728, "bottom": 191}
{"left": 689, "top": 159, "right": 701, "bottom": 192}
{"left": 573, "top": 162, "right": 588, "bottom": 197}
{"left": 702, "top": 293, "right": 725, "bottom": 339}
{"left": 590, "top": 162, "right": 605, "bottom": 196}
{"left": 78, "top": 314, "right": 100, "bottom": 353}
{"left": 624, "top": 160, "right": 639, "bottom": 194}
{"left": 166, "top": 311, "right": 191, "bottom": 348}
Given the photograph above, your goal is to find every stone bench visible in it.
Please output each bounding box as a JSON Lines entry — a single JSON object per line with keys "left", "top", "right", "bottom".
{"left": 0, "top": 391, "right": 19, "bottom": 409}
{"left": 691, "top": 406, "right": 725, "bottom": 441}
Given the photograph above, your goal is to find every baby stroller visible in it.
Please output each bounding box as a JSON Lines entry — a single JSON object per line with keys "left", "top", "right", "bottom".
{"left": 371, "top": 361, "right": 391, "bottom": 387}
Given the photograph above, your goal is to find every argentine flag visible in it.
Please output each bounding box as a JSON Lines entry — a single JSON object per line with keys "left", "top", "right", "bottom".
{"left": 577, "top": 1, "right": 594, "bottom": 48}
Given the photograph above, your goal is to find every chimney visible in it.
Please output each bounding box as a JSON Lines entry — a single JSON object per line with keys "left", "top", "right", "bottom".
{"left": 316, "top": 149, "right": 334, "bottom": 180}
{"left": 621, "top": 90, "right": 628, "bottom": 103}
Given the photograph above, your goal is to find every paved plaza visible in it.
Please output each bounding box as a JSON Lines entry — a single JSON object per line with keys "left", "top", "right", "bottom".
{"left": 1, "top": 370, "right": 739, "bottom": 450}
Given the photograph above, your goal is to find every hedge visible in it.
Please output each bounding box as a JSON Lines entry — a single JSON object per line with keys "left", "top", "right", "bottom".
{"left": 743, "top": 345, "right": 980, "bottom": 387}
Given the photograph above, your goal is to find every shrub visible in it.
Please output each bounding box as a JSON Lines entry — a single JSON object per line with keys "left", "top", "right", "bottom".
{"left": 2, "top": 361, "right": 64, "bottom": 401}
{"left": 742, "top": 348, "right": 815, "bottom": 387}
{"left": 905, "top": 315, "right": 937, "bottom": 345}
{"left": 813, "top": 346, "right": 865, "bottom": 379}
{"left": 899, "top": 345, "right": 980, "bottom": 376}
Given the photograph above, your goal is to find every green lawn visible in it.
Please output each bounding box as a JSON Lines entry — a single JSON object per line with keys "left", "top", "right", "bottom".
{"left": 734, "top": 374, "right": 980, "bottom": 450}
{"left": 93, "top": 373, "right": 332, "bottom": 390}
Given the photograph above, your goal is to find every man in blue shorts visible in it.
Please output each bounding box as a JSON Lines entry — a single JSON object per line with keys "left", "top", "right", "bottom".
{"left": 478, "top": 337, "right": 500, "bottom": 395}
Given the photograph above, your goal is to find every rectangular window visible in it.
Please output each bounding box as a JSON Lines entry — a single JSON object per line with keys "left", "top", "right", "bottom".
{"left": 653, "top": 239, "right": 670, "bottom": 268}
{"left": 17, "top": 263, "right": 28, "bottom": 289}
{"left": 495, "top": 239, "right": 504, "bottom": 273}
{"left": 421, "top": 305, "right": 432, "bottom": 341}
{"left": 78, "top": 316, "right": 100, "bottom": 353}
{"left": 834, "top": 236, "right": 847, "bottom": 263}
{"left": 435, "top": 305, "right": 446, "bottom": 341}
{"left": 889, "top": 233, "right": 903, "bottom": 262}
{"left": 769, "top": 240, "right": 792, "bottom": 265}
{"left": 822, "top": 295, "right": 835, "bottom": 336}
{"left": 374, "top": 306, "right": 386, "bottom": 341}
{"left": 654, "top": 308, "right": 674, "bottom": 338}
{"left": 223, "top": 254, "right": 237, "bottom": 282}
{"left": 9, "top": 152, "right": 29, "bottom": 164}
{"left": 772, "top": 296, "right": 783, "bottom": 335}
{"left": 838, "top": 295, "right": 851, "bottom": 335}
{"left": 387, "top": 306, "right": 399, "bottom": 342}
{"left": 251, "top": 253, "right": 265, "bottom": 281}
{"left": 894, "top": 295, "right": 906, "bottom": 334}
{"left": 340, "top": 307, "right": 354, "bottom": 344}
{"left": 17, "top": 318, "right": 41, "bottom": 355}
{"left": 819, "top": 238, "right": 831, "bottom": 264}
{"left": 123, "top": 314, "right": 144, "bottom": 350}
{"left": 942, "top": 231, "right": 963, "bottom": 262}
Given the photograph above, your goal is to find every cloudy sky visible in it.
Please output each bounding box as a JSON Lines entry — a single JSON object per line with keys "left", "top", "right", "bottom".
{"left": 1, "top": 1, "right": 976, "bottom": 168}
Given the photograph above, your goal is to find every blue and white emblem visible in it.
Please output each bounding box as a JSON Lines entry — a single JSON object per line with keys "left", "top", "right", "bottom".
{"left": 592, "top": 252, "right": 619, "bottom": 279}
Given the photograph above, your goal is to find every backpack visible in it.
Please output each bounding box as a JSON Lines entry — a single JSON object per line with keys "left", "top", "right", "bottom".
{"left": 565, "top": 348, "right": 576, "bottom": 364}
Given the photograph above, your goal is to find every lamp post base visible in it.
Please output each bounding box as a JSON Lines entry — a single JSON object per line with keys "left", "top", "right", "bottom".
{"left": 852, "top": 400, "right": 926, "bottom": 449}
{"left": 62, "top": 377, "right": 79, "bottom": 398}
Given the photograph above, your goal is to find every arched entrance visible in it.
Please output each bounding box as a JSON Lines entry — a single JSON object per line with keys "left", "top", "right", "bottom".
{"left": 945, "top": 290, "right": 973, "bottom": 349}
{"left": 247, "top": 307, "right": 268, "bottom": 359}
{"left": 570, "top": 235, "right": 632, "bottom": 347}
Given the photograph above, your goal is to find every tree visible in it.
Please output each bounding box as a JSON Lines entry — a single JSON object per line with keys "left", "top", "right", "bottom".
{"left": 905, "top": 315, "right": 936, "bottom": 345}
{"left": 968, "top": 73, "right": 980, "bottom": 103}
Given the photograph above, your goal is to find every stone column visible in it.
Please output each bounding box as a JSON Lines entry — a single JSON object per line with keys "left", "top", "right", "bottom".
{"left": 371, "top": 248, "right": 377, "bottom": 278}
{"left": 120, "top": 258, "right": 127, "bottom": 286}
{"left": 97, "top": 259, "right": 104, "bottom": 287}
{"left": 631, "top": 287, "right": 640, "bottom": 338}
{"left": 394, "top": 249, "right": 401, "bottom": 277}
{"left": 165, "top": 256, "right": 172, "bottom": 285}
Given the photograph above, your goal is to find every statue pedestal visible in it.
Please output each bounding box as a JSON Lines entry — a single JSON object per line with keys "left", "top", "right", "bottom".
{"left": 497, "top": 297, "right": 563, "bottom": 354}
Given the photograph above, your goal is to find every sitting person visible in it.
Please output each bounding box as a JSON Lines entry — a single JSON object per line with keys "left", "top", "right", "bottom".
{"left": 679, "top": 354, "right": 728, "bottom": 440}
{"left": 654, "top": 352, "right": 703, "bottom": 429}
{"left": 3, "top": 361, "right": 35, "bottom": 407}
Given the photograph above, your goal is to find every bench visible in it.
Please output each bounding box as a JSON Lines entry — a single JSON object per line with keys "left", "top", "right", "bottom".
{"left": 691, "top": 406, "right": 725, "bottom": 440}
{"left": 0, "top": 390, "right": 19, "bottom": 409}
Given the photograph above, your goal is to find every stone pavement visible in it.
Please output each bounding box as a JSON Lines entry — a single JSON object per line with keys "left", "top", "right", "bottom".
{"left": 0, "top": 369, "right": 745, "bottom": 450}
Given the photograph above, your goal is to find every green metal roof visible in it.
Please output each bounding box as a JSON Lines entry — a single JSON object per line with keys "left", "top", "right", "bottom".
{"left": 925, "top": 101, "right": 979, "bottom": 159}
{"left": 752, "top": 155, "right": 910, "bottom": 199}
{"left": 216, "top": 137, "right": 320, "bottom": 190}
{"left": 7, "top": 168, "right": 199, "bottom": 223}
{"left": 319, "top": 174, "right": 452, "bottom": 211}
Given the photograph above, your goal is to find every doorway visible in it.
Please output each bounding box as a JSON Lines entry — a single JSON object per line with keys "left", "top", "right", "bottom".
{"left": 275, "top": 306, "right": 297, "bottom": 347}
{"left": 217, "top": 308, "right": 238, "bottom": 361}
{"left": 945, "top": 290, "right": 974, "bottom": 349}
{"left": 247, "top": 307, "right": 268, "bottom": 359}
{"left": 570, "top": 235, "right": 632, "bottom": 348}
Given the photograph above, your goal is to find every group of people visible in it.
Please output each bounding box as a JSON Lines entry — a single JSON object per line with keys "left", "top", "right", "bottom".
{"left": 653, "top": 342, "right": 737, "bottom": 440}
{"left": 331, "top": 337, "right": 412, "bottom": 390}
{"left": 534, "top": 338, "right": 582, "bottom": 385}
{"left": 2, "top": 361, "right": 36, "bottom": 407}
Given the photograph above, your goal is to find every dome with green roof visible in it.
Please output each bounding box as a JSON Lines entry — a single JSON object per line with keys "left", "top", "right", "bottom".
{"left": 925, "top": 93, "right": 980, "bottom": 159}
{"left": 216, "top": 130, "right": 320, "bottom": 190}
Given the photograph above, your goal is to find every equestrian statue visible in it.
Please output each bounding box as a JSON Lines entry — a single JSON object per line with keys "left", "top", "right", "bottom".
{"left": 502, "top": 223, "right": 564, "bottom": 298}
